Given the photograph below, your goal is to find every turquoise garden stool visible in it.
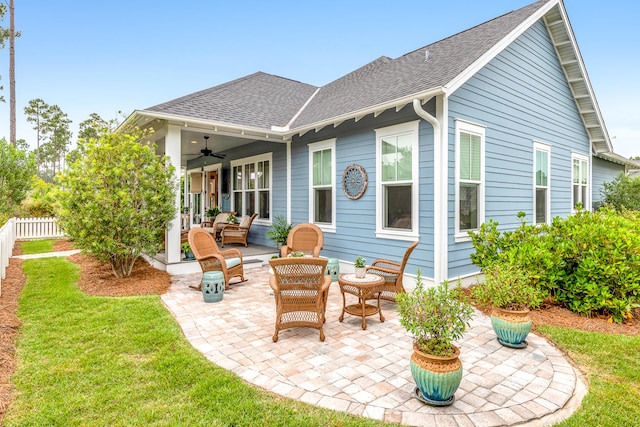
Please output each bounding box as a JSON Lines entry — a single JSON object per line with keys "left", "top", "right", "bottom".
{"left": 201, "top": 271, "right": 225, "bottom": 303}
{"left": 326, "top": 258, "right": 339, "bottom": 282}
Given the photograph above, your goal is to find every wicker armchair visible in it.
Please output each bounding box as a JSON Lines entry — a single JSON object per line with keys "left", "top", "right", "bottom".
{"left": 365, "top": 241, "right": 418, "bottom": 302}
{"left": 280, "top": 223, "right": 324, "bottom": 258}
{"left": 221, "top": 213, "right": 258, "bottom": 247}
{"left": 188, "top": 227, "right": 246, "bottom": 290}
{"left": 268, "top": 257, "right": 331, "bottom": 342}
{"left": 201, "top": 211, "right": 236, "bottom": 240}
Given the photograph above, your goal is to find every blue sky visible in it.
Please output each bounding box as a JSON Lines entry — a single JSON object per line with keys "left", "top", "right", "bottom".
{"left": 0, "top": 0, "right": 638, "bottom": 157}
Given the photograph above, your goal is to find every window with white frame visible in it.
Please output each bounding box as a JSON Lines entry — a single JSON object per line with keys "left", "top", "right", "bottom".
{"left": 375, "top": 121, "right": 419, "bottom": 238}
{"left": 308, "top": 139, "right": 335, "bottom": 227}
{"left": 571, "top": 153, "right": 589, "bottom": 210}
{"left": 534, "top": 142, "right": 550, "bottom": 224}
{"left": 456, "top": 120, "right": 485, "bottom": 236}
{"left": 231, "top": 153, "right": 271, "bottom": 220}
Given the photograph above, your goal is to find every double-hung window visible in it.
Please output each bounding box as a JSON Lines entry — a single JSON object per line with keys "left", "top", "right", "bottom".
{"left": 231, "top": 153, "right": 271, "bottom": 220}
{"left": 571, "top": 153, "right": 589, "bottom": 211}
{"left": 308, "top": 139, "right": 335, "bottom": 229}
{"left": 534, "top": 142, "right": 550, "bottom": 224}
{"left": 456, "top": 120, "right": 485, "bottom": 238}
{"left": 375, "top": 121, "right": 419, "bottom": 239}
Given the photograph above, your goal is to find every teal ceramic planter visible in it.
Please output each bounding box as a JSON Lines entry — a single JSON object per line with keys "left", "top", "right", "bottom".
{"left": 202, "top": 271, "right": 225, "bottom": 303}
{"left": 491, "top": 308, "right": 532, "bottom": 348}
{"left": 325, "top": 258, "right": 339, "bottom": 282}
{"left": 410, "top": 344, "right": 462, "bottom": 406}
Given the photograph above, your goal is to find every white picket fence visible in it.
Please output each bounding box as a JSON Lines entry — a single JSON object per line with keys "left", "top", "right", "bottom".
{"left": 0, "top": 217, "right": 65, "bottom": 295}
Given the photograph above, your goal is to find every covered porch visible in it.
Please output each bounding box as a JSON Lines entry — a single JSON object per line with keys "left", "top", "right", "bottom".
{"left": 127, "top": 113, "right": 291, "bottom": 272}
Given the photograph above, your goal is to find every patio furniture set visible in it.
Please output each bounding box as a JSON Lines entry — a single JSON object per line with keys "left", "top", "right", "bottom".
{"left": 187, "top": 222, "right": 417, "bottom": 341}
{"left": 200, "top": 212, "right": 258, "bottom": 247}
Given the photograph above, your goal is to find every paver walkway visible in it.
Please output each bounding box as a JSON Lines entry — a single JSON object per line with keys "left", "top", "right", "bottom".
{"left": 163, "top": 266, "right": 587, "bottom": 427}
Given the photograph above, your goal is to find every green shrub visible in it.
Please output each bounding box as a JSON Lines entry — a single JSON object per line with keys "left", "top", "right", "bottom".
{"left": 601, "top": 173, "right": 640, "bottom": 211}
{"left": 548, "top": 207, "right": 640, "bottom": 323}
{"left": 470, "top": 208, "right": 640, "bottom": 323}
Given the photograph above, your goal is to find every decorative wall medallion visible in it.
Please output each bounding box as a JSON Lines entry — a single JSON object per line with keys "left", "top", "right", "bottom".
{"left": 342, "top": 164, "right": 368, "bottom": 200}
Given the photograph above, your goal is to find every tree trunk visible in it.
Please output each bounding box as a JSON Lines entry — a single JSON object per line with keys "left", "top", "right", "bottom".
{"left": 9, "top": 0, "right": 16, "bottom": 146}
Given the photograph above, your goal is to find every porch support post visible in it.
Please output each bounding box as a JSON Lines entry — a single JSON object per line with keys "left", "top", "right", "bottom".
{"left": 165, "top": 124, "right": 182, "bottom": 264}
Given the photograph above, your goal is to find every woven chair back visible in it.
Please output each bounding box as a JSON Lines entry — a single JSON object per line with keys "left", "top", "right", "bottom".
{"left": 269, "top": 257, "right": 328, "bottom": 291}
{"left": 286, "top": 223, "right": 324, "bottom": 255}
{"left": 188, "top": 227, "right": 221, "bottom": 260}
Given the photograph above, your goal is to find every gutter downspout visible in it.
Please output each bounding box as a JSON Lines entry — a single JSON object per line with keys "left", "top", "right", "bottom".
{"left": 413, "top": 98, "right": 447, "bottom": 285}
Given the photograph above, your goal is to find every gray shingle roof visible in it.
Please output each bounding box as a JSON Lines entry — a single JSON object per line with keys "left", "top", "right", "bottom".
{"left": 142, "top": 1, "right": 549, "bottom": 132}
{"left": 291, "top": 0, "right": 549, "bottom": 128}
{"left": 146, "top": 72, "right": 318, "bottom": 129}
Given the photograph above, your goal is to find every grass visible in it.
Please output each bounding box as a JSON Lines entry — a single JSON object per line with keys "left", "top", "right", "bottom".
{"left": 6, "top": 244, "right": 640, "bottom": 426}
{"left": 6, "top": 256, "right": 393, "bottom": 426}
{"left": 19, "top": 239, "right": 55, "bottom": 254}
{"left": 537, "top": 326, "right": 640, "bottom": 427}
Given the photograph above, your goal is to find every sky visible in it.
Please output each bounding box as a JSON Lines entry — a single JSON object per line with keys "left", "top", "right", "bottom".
{"left": 0, "top": 0, "right": 638, "bottom": 158}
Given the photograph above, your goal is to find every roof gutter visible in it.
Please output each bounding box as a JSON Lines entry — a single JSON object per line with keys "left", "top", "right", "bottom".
{"left": 286, "top": 87, "right": 444, "bottom": 138}
{"left": 131, "top": 110, "right": 291, "bottom": 142}
{"left": 413, "top": 98, "right": 447, "bottom": 285}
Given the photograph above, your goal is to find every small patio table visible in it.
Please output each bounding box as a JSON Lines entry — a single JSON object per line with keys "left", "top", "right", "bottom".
{"left": 338, "top": 273, "right": 385, "bottom": 330}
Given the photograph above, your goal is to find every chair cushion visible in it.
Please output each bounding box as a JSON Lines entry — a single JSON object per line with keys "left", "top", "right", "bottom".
{"left": 225, "top": 257, "right": 241, "bottom": 268}
{"left": 239, "top": 216, "right": 251, "bottom": 227}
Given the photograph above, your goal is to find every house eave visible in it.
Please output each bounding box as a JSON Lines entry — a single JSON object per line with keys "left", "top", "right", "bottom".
{"left": 284, "top": 87, "right": 445, "bottom": 138}
{"left": 128, "top": 110, "right": 291, "bottom": 142}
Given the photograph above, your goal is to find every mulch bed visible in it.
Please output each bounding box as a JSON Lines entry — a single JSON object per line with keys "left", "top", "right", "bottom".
{"left": 0, "top": 238, "right": 637, "bottom": 420}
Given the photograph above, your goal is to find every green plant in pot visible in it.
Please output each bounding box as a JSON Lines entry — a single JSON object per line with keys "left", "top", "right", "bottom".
{"left": 397, "top": 270, "right": 474, "bottom": 406}
{"left": 354, "top": 256, "right": 366, "bottom": 278}
{"left": 227, "top": 213, "right": 237, "bottom": 224}
{"left": 472, "top": 259, "right": 543, "bottom": 348}
{"left": 206, "top": 206, "right": 220, "bottom": 220}
{"left": 181, "top": 242, "right": 195, "bottom": 261}
{"left": 266, "top": 215, "right": 292, "bottom": 252}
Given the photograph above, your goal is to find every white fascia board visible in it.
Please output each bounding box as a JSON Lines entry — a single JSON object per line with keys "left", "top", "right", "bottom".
{"left": 286, "top": 87, "right": 444, "bottom": 138}
{"left": 133, "top": 110, "right": 290, "bottom": 142}
{"left": 443, "top": 0, "right": 560, "bottom": 96}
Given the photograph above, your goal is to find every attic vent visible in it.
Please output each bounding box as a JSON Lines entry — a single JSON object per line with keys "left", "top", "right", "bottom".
{"left": 424, "top": 49, "right": 430, "bottom": 61}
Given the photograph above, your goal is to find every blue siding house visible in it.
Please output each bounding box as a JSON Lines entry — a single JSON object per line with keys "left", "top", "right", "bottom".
{"left": 127, "top": 0, "right": 636, "bottom": 281}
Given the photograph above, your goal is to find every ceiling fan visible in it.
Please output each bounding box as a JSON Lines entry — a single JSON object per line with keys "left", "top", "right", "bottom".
{"left": 193, "top": 135, "right": 225, "bottom": 160}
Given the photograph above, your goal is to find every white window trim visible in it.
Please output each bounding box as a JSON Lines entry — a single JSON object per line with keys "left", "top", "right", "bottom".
{"left": 308, "top": 139, "right": 336, "bottom": 233}
{"left": 533, "top": 141, "right": 551, "bottom": 225}
{"left": 375, "top": 120, "right": 420, "bottom": 241}
{"left": 454, "top": 119, "right": 485, "bottom": 242}
{"left": 571, "top": 152, "right": 590, "bottom": 212}
{"left": 230, "top": 152, "right": 272, "bottom": 225}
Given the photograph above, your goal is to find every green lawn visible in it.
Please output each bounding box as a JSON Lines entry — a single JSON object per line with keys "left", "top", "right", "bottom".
{"left": 6, "top": 242, "right": 640, "bottom": 426}
{"left": 6, "top": 256, "right": 393, "bottom": 426}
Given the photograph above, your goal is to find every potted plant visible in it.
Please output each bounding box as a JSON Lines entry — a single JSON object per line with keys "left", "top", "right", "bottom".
{"left": 290, "top": 251, "right": 305, "bottom": 257}
{"left": 397, "top": 270, "right": 474, "bottom": 406}
{"left": 206, "top": 206, "right": 220, "bottom": 220}
{"left": 266, "top": 215, "right": 292, "bottom": 251}
{"left": 354, "top": 256, "right": 366, "bottom": 278}
{"left": 181, "top": 242, "right": 195, "bottom": 261}
{"left": 471, "top": 260, "right": 543, "bottom": 348}
{"left": 227, "top": 213, "right": 238, "bottom": 224}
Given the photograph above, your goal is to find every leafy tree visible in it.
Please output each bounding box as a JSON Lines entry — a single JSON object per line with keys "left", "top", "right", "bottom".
{"left": 601, "top": 173, "right": 640, "bottom": 211}
{"left": 41, "top": 104, "right": 72, "bottom": 179}
{"left": 24, "top": 98, "right": 51, "bottom": 176}
{"left": 20, "top": 178, "right": 56, "bottom": 217}
{"left": 55, "top": 128, "right": 177, "bottom": 278}
{"left": 0, "top": 137, "right": 36, "bottom": 222}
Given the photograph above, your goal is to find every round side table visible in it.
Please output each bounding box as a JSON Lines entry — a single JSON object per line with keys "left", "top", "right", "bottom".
{"left": 338, "top": 273, "right": 386, "bottom": 330}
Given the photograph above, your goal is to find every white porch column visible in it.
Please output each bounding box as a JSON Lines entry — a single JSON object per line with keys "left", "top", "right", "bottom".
{"left": 165, "top": 124, "right": 182, "bottom": 264}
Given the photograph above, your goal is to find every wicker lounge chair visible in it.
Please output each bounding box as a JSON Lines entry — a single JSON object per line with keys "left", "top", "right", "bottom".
{"left": 201, "top": 211, "right": 236, "bottom": 240}
{"left": 365, "top": 241, "right": 418, "bottom": 302}
{"left": 268, "top": 257, "right": 331, "bottom": 342}
{"left": 280, "top": 223, "right": 324, "bottom": 258}
{"left": 188, "top": 227, "right": 246, "bottom": 290}
{"left": 221, "top": 213, "right": 258, "bottom": 247}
